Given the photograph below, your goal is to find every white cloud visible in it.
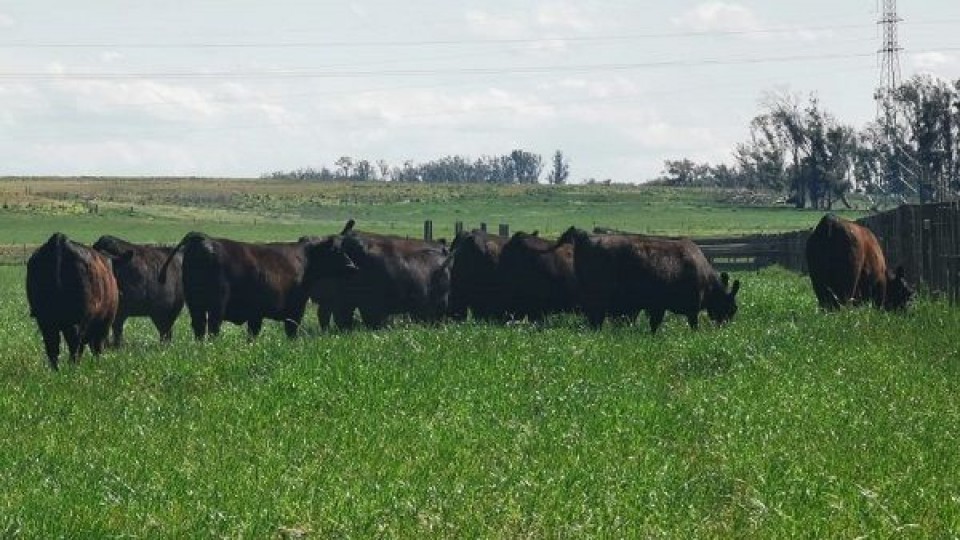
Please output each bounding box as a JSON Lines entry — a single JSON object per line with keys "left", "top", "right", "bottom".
{"left": 628, "top": 121, "right": 718, "bottom": 152}
{"left": 912, "top": 51, "right": 960, "bottom": 72}
{"left": 541, "top": 77, "right": 645, "bottom": 99}
{"left": 465, "top": 9, "right": 529, "bottom": 40}
{"left": 29, "top": 140, "right": 201, "bottom": 175}
{"left": 350, "top": 3, "right": 369, "bottom": 18}
{"left": 672, "top": 2, "right": 762, "bottom": 33}
{"left": 466, "top": 2, "right": 597, "bottom": 46}
{"left": 332, "top": 87, "right": 556, "bottom": 128}
{"left": 536, "top": 2, "right": 593, "bottom": 32}
{"left": 99, "top": 51, "right": 124, "bottom": 64}
{"left": 0, "top": 12, "right": 14, "bottom": 28}
{"left": 672, "top": 3, "right": 834, "bottom": 42}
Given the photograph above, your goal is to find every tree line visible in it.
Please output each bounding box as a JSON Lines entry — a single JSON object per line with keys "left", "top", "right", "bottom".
{"left": 264, "top": 149, "right": 571, "bottom": 185}
{"left": 654, "top": 74, "right": 960, "bottom": 208}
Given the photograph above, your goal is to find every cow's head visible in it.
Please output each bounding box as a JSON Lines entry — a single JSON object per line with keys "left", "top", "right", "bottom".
{"left": 304, "top": 236, "right": 359, "bottom": 279}
{"left": 884, "top": 266, "right": 914, "bottom": 311}
{"left": 706, "top": 272, "right": 741, "bottom": 325}
{"left": 556, "top": 226, "right": 589, "bottom": 247}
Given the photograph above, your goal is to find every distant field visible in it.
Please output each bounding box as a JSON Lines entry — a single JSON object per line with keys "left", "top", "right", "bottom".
{"left": 2, "top": 265, "right": 959, "bottom": 537}
{"left": 0, "top": 178, "right": 865, "bottom": 253}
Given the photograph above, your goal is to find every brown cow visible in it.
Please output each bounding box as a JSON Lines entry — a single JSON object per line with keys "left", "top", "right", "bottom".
{"left": 497, "top": 231, "right": 578, "bottom": 323}
{"left": 556, "top": 227, "right": 740, "bottom": 333}
{"left": 303, "top": 219, "right": 451, "bottom": 330}
{"left": 448, "top": 229, "right": 508, "bottom": 322}
{"left": 93, "top": 235, "right": 184, "bottom": 344}
{"left": 159, "top": 232, "right": 314, "bottom": 340}
{"left": 806, "top": 214, "right": 914, "bottom": 310}
{"left": 26, "top": 233, "right": 120, "bottom": 370}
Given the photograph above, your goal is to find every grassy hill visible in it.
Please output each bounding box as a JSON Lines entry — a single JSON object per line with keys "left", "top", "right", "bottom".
{"left": 0, "top": 178, "right": 864, "bottom": 249}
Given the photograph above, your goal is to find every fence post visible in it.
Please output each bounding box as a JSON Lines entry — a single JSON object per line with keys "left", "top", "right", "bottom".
{"left": 480, "top": 222, "right": 487, "bottom": 233}
{"left": 499, "top": 224, "right": 509, "bottom": 238}
{"left": 423, "top": 220, "right": 433, "bottom": 242}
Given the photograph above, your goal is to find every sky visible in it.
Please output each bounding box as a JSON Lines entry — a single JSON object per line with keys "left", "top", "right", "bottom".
{"left": 0, "top": 1, "right": 959, "bottom": 182}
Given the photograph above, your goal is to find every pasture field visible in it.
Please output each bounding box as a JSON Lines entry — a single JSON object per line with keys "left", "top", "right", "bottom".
{"left": 0, "top": 178, "right": 865, "bottom": 250}
{"left": 1, "top": 264, "right": 959, "bottom": 537}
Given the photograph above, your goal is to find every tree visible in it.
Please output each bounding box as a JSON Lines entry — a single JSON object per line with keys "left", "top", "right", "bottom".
{"left": 547, "top": 150, "right": 570, "bottom": 185}
{"left": 510, "top": 149, "right": 543, "bottom": 184}
{"left": 334, "top": 156, "right": 354, "bottom": 179}
{"left": 354, "top": 159, "right": 374, "bottom": 181}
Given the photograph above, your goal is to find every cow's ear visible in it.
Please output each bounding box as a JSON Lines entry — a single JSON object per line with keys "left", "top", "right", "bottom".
{"left": 531, "top": 230, "right": 539, "bottom": 237}
{"left": 341, "top": 219, "right": 356, "bottom": 235}
{"left": 721, "top": 272, "right": 730, "bottom": 288}
{"left": 730, "top": 280, "right": 741, "bottom": 298}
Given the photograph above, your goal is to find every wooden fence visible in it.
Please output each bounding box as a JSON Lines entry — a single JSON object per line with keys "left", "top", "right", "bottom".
{"left": 5, "top": 205, "right": 959, "bottom": 301}
{"left": 689, "top": 202, "right": 960, "bottom": 302}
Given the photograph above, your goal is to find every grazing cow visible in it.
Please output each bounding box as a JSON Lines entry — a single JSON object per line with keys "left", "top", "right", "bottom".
{"left": 497, "top": 231, "right": 578, "bottom": 322}
{"left": 805, "top": 214, "right": 914, "bottom": 311}
{"left": 26, "top": 233, "right": 120, "bottom": 370}
{"left": 159, "top": 233, "right": 313, "bottom": 340}
{"left": 303, "top": 219, "right": 451, "bottom": 329}
{"left": 448, "top": 229, "right": 508, "bottom": 322}
{"left": 556, "top": 227, "right": 740, "bottom": 333}
{"left": 93, "top": 235, "right": 184, "bottom": 344}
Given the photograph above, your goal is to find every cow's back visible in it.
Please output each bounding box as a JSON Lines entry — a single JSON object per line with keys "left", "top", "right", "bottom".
{"left": 27, "top": 234, "right": 119, "bottom": 327}
{"left": 806, "top": 214, "right": 882, "bottom": 308}
{"left": 499, "top": 233, "right": 578, "bottom": 319}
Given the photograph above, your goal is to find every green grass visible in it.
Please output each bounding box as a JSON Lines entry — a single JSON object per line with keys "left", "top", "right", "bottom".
{"left": 0, "top": 178, "right": 865, "bottom": 248}
{"left": 2, "top": 265, "right": 959, "bottom": 537}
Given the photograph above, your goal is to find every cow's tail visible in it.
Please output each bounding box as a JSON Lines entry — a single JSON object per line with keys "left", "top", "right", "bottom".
{"left": 158, "top": 232, "right": 198, "bottom": 284}
{"left": 52, "top": 232, "right": 67, "bottom": 290}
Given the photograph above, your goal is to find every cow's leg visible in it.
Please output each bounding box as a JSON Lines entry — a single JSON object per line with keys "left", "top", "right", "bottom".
{"left": 208, "top": 301, "right": 226, "bottom": 338}
{"left": 110, "top": 315, "right": 127, "bottom": 347}
{"left": 586, "top": 310, "right": 605, "bottom": 330}
{"left": 64, "top": 325, "right": 83, "bottom": 363}
{"left": 686, "top": 312, "right": 700, "bottom": 330}
{"left": 359, "top": 307, "right": 388, "bottom": 330}
{"left": 88, "top": 319, "right": 110, "bottom": 356}
{"left": 334, "top": 307, "right": 355, "bottom": 331}
{"left": 39, "top": 323, "right": 61, "bottom": 371}
{"left": 317, "top": 305, "right": 332, "bottom": 331}
{"left": 284, "top": 318, "right": 302, "bottom": 339}
{"left": 648, "top": 309, "right": 666, "bottom": 334}
{"left": 189, "top": 306, "right": 207, "bottom": 340}
{"left": 246, "top": 318, "right": 263, "bottom": 340}
{"left": 153, "top": 313, "right": 176, "bottom": 343}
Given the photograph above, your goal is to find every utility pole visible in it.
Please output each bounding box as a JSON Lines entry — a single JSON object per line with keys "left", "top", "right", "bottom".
{"left": 875, "top": 0, "right": 913, "bottom": 200}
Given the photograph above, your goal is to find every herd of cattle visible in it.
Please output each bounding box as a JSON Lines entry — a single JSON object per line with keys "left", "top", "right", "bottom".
{"left": 24, "top": 214, "right": 913, "bottom": 370}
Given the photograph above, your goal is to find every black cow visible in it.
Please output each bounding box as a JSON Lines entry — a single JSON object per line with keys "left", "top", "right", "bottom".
{"left": 26, "top": 233, "right": 120, "bottom": 370}
{"left": 806, "top": 214, "right": 913, "bottom": 311}
{"left": 557, "top": 227, "right": 740, "bottom": 333}
{"left": 303, "top": 219, "right": 451, "bottom": 329}
{"left": 93, "top": 235, "right": 184, "bottom": 344}
{"left": 497, "top": 231, "right": 578, "bottom": 322}
{"left": 159, "top": 233, "right": 313, "bottom": 340}
{"left": 448, "top": 229, "right": 508, "bottom": 322}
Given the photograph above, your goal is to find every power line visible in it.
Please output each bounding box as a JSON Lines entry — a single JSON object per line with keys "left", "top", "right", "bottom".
{"left": 3, "top": 65, "right": 881, "bottom": 140}
{"left": 0, "top": 19, "right": 954, "bottom": 50}
{"left": 0, "top": 49, "right": 908, "bottom": 82}
{"left": 0, "top": 23, "right": 902, "bottom": 50}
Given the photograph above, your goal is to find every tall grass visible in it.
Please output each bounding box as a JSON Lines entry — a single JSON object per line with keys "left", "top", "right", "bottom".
{"left": 1, "top": 265, "right": 958, "bottom": 536}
